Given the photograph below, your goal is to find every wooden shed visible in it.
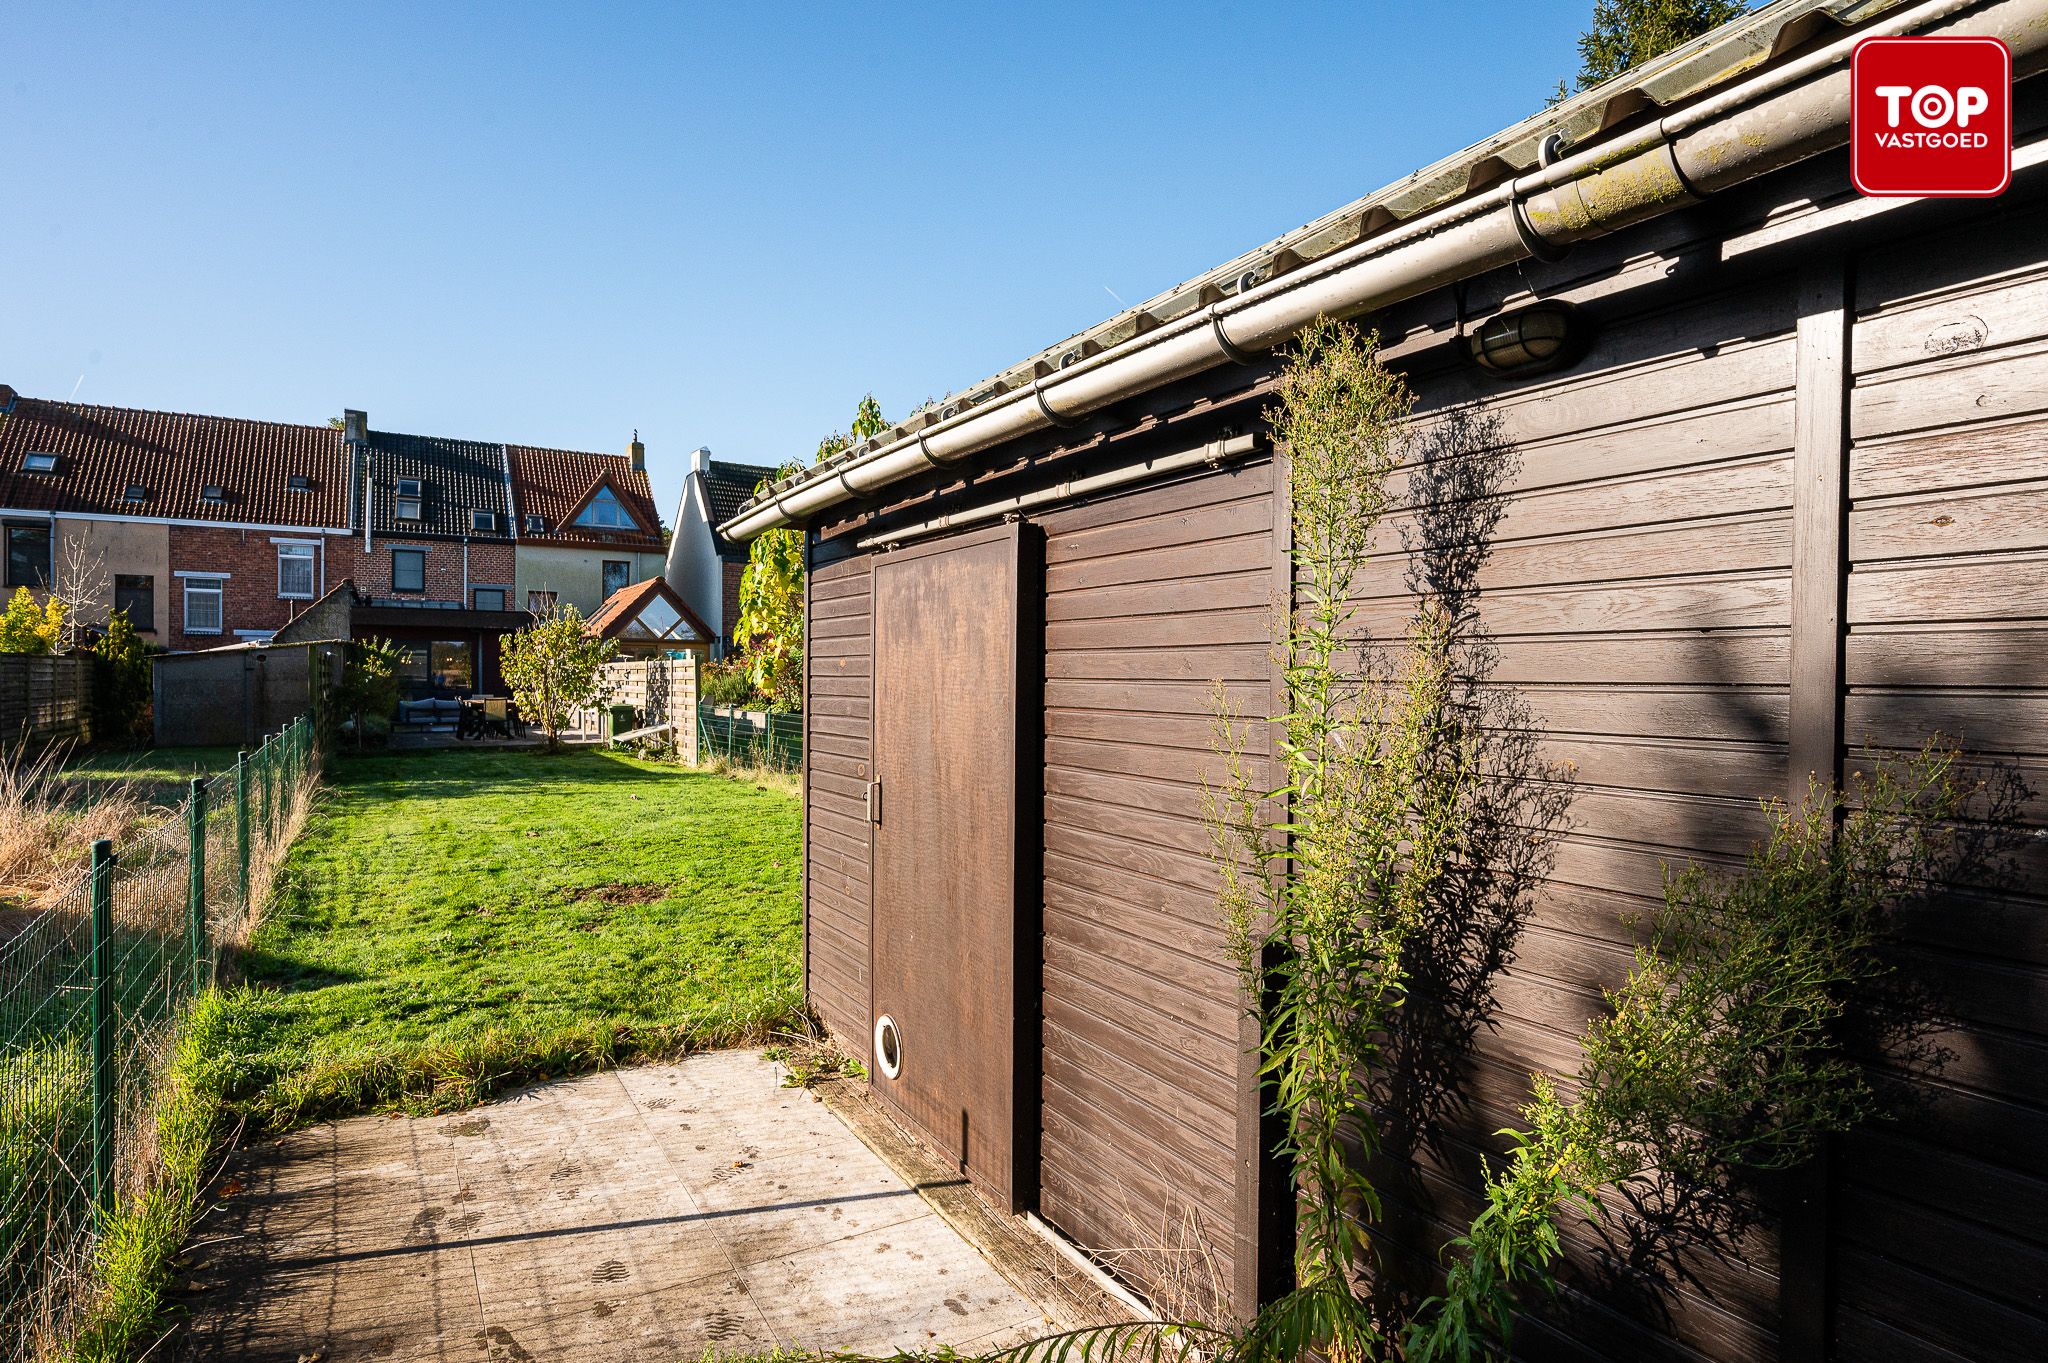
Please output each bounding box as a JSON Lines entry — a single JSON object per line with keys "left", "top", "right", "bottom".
{"left": 725, "top": 3, "right": 2048, "bottom": 1359}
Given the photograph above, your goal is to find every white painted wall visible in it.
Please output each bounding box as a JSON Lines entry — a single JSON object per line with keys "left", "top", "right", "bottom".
{"left": 663, "top": 447, "right": 725, "bottom": 642}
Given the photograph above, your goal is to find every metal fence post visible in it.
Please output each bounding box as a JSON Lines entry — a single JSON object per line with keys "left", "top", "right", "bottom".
{"left": 89, "top": 838, "right": 115, "bottom": 1220}
{"left": 259, "top": 739, "right": 273, "bottom": 846}
{"left": 187, "top": 777, "right": 208, "bottom": 995}
{"left": 235, "top": 750, "right": 251, "bottom": 909}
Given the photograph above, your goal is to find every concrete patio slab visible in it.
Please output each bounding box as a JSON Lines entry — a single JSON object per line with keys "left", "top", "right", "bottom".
{"left": 176, "top": 1051, "right": 1067, "bottom": 1361}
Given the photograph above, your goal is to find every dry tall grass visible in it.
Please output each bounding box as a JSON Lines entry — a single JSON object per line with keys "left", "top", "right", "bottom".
{"left": 0, "top": 746, "right": 153, "bottom": 907}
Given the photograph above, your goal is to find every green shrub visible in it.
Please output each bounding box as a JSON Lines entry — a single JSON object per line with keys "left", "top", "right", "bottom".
{"left": 701, "top": 655, "right": 762, "bottom": 708}
{"left": 1407, "top": 741, "right": 1981, "bottom": 1361}
{"left": 90, "top": 610, "right": 156, "bottom": 745}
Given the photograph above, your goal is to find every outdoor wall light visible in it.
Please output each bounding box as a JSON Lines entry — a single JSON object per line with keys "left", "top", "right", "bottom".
{"left": 1465, "top": 299, "right": 1590, "bottom": 376}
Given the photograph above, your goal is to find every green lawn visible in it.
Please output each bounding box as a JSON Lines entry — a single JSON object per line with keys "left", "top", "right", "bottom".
{"left": 56, "top": 746, "right": 244, "bottom": 808}
{"left": 211, "top": 746, "right": 804, "bottom": 1129}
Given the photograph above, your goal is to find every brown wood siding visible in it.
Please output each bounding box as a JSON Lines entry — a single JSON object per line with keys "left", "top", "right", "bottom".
{"left": 1036, "top": 459, "right": 1276, "bottom": 1319}
{"left": 1830, "top": 199, "right": 2048, "bottom": 1363}
{"left": 1354, "top": 274, "right": 1804, "bottom": 1363}
{"left": 805, "top": 550, "right": 873, "bottom": 1064}
{"left": 795, "top": 120, "right": 2048, "bottom": 1358}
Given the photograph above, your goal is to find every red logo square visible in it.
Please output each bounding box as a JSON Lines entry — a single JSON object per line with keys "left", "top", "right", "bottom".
{"left": 1852, "top": 35, "right": 2011, "bottom": 198}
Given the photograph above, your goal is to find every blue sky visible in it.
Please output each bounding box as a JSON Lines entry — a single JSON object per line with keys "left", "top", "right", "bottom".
{"left": 3, "top": 2, "right": 1586, "bottom": 521}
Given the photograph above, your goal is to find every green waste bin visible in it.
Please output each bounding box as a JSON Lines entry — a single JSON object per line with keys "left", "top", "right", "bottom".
{"left": 606, "top": 704, "right": 639, "bottom": 741}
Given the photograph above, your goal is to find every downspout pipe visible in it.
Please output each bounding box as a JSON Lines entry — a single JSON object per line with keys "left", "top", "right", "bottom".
{"left": 722, "top": 0, "right": 2046, "bottom": 544}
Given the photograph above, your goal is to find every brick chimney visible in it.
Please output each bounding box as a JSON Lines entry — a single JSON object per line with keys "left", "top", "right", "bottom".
{"left": 0, "top": 384, "right": 16, "bottom": 411}
{"left": 629, "top": 430, "right": 645, "bottom": 472}
{"left": 343, "top": 409, "right": 368, "bottom": 445}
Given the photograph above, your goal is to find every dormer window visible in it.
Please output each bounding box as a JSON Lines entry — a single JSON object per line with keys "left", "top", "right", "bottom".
{"left": 22, "top": 453, "right": 57, "bottom": 473}
{"left": 574, "top": 486, "right": 637, "bottom": 530}
{"left": 394, "top": 479, "right": 423, "bottom": 521}
{"left": 201, "top": 485, "right": 226, "bottom": 503}
{"left": 287, "top": 474, "right": 312, "bottom": 493}
{"left": 123, "top": 484, "right": 148, "bottom": 503}
{"left": 472, "top": 509, "right": 497, "bottom": 533}
{"left": 524, "top": 514, "right": 546, "bottom": 534}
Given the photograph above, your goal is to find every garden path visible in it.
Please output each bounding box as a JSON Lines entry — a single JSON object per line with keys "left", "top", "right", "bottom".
{"left": 176, "top": 1051, "right": 1059, "bottom": 1361}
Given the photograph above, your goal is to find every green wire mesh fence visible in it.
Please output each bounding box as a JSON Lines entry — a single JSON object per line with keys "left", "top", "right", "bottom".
{"left": 695, "top": 703, "right": 802, "bottom": 774}
{"left": 0, "top": 715, "right": 318, "bottom": 1361}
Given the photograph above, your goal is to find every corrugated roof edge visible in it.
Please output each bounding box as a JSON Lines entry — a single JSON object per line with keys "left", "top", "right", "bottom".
{"left": 738, "top": 0, "right": 1901, "bottom": 515}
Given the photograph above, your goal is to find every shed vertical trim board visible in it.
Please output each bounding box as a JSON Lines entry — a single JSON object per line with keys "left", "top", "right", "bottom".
{"left": 1780, "top": 258, "right": 1852, "bottom": 1363}
{"left": 800, "top": 533, "right": 813, "bottom": 999}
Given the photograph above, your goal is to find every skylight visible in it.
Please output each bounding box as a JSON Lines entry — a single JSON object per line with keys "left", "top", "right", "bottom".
{"left": 575, "top": 486, "right": 637, "bottom": 530}
{"left": 525, "top": 514, "right": 546, "bottom": 534}
{"left": 472, "top": 509, "right": 496, "bottom": 532}
{"left": 201, "top": 485, "right": 226, "bottom": 503}
{"left": 22, "top": 453, "right": 57, "bottom": 473}
{"left": 287, "top": 474, "right": 312, "bottom": 492}
{"left": 124, "top": 484, "right": 148, "bottom": 503}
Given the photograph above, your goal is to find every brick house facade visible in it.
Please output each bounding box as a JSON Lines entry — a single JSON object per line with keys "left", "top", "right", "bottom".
{"left": 0, "top": 388, "right": 658, "bottom": 699}
{"left": 163, "top": 526, "right": 347, "bottom": 652}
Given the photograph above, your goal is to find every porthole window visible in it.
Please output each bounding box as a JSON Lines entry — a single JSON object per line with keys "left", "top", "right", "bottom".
{"left": 873, "top": 1014, "right": 903, "bottom": 1080}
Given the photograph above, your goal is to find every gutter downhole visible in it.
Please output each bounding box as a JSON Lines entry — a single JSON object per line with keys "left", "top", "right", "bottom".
{"left": 873, "top": 1014, "right": 903, "bottom": 1080}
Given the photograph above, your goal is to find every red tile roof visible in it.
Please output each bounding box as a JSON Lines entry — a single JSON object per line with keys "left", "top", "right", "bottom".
{"left": 0, "top": 396, "right": 349, "bottom": 528}
{"left": 506, "top": 444, "right": 662, "bottom": 550}
{"left": 585, "top": 575, "right": 711, "bottom": 643}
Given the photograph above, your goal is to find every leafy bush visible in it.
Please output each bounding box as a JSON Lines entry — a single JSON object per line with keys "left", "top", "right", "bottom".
{"left": 90, "top": 610, "right": 155, "bottom": 745}
{"left": 332, "top": 638, "right": 404, "bottom": 751}
{"left": 499, "top": 603, "right": 618, "bottom": 751}
{"left": 1408, "top": 741, "right": 1981, "bottom": 1361}
{"left": 0, "top": 587, "right": 64, "bottom": 654}
{"left": 701, "top": 655, "right": 761, "bottom": 708}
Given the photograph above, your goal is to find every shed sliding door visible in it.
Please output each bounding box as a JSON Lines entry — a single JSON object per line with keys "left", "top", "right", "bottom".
{"left": 869, "top": 520, "right": 1040, "bottom": 1211}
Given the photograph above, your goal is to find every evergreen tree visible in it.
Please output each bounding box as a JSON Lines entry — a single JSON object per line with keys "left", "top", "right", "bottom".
{"left": 1558, "top": 0, "right": 1749, "bottom": 99}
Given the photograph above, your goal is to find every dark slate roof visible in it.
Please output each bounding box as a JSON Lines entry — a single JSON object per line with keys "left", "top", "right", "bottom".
{"left": 362, "top": 430, "right": 512, "bottom": 540}
{"left": 703, "top": 460, "right": 778, "bottom": 554}
{"left": 506, "top": 444, "right": 663, "bottom": 550}
{"left": 704, "top": 461, "right": 777, "bottom": 526}
{"left": 0, "top": 394, "right": 348, "bottom": 528}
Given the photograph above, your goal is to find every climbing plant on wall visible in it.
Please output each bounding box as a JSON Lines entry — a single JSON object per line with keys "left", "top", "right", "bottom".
{"left": 735, "top": 394, "right": 892, "bottom": 705}
{"left": 1009, "top": 319, "right": 2005, "bottom": 1363}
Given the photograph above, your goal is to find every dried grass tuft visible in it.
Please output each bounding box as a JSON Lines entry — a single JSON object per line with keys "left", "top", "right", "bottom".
{"left": 0, "top": 745, "right": 153, "bottom": 905}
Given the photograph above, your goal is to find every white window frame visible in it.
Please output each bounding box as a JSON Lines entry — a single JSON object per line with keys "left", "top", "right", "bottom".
{"left": 277, "top": 544, "right": 316, "bottom": 600}
{"left": 394, "top": 478, "right": 424, "bottom": 521}
{"left": 472, "top": 509, "right": 496, "bottom": 533}
{"left": 391, "top": 547, "right": 427, "bottom": 594}
{"left": 575, "top": 486, "right": 636, "bottom": 530}
{"left": 22, "top": 452, "right": 57, "bottom": 473}
{"left": 183, "top": 577, "right": 225, "bottom": 635}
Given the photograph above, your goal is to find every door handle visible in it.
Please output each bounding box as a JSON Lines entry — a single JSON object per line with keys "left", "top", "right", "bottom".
{"left": 867, "top": 779, "right": 882, "bottom": 826}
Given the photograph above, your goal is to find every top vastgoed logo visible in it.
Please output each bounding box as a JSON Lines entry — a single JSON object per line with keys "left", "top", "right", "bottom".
{"left": 1851, "top": 34, "right": 2011, "bottom": 198}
